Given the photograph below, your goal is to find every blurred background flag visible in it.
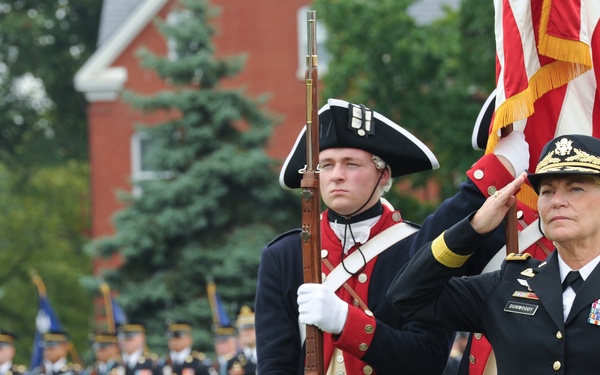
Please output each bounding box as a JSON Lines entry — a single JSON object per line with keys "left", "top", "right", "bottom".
{"left": 100, "top": 282, "right": 128, "bottom": 333}
{"left": 484, "top": 0, "right": 600, "bottom": 208}
{"left": 30, "top": 272, "right": 64, "bottom": 370}
{"left": 206, "top": 281, "right": 232, "bottom": 329}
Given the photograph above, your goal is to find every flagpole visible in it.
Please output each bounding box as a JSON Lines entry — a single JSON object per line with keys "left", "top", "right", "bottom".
{"left": 500, "top": 125, "right": 518, "bottom": 255}
{"left": 100, "top": 282, "right": 116, "bottom": 333}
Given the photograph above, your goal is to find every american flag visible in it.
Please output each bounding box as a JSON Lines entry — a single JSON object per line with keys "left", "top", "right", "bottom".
{"left": 486, "top": 0, "right": 600, "bottom": 208}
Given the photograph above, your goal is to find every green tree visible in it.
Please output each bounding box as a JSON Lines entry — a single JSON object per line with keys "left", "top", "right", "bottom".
{"left": 0, "top": 0, "right": 101, "bottom": 167}
{"left": 0, "top": 162, "right": 92, "bottom": 365}
{"left": 87, "top": 0, "right": 298, "bottom": 354}
{"left": 314, "top": 0, "right": 496, "bottom": 219}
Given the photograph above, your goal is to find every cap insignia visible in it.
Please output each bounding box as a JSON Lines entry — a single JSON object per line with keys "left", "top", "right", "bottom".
{"left": 555, "top": 138, "right": 573, "bottom": 156}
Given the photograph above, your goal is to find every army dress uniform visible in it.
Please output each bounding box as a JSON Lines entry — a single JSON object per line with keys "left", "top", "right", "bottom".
{"left": 122, "top": 352, "right": 162, "bottom": 375}
{"left": 30, "top": 361, "right": 84, "bottom": 375}
{"left": 0, "top": 363, "right": 26, "bottom": 375}
{"left": 161, "top": 351, "right": 210, "bottom": 375}
{"left": 388, "top": 214, "right": 600, "bottom": 374}
{"left": 257, "top": 146, "right": 518, "bottom": 374}
{"left": 87, "top": 360, "right": 124, "bottom": 375}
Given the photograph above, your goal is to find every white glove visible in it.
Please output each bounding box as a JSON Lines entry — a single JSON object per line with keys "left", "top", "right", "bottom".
{"left": 297, "top": 283, "right": 349, "bottom": 334}
{"left": 493, "top": 130, "right": 530, "bottom": 174}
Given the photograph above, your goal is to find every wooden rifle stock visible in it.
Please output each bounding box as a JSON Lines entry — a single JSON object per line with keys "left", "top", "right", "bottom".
{"left": 300, "top": 10, "right": 324, "bottom": 375}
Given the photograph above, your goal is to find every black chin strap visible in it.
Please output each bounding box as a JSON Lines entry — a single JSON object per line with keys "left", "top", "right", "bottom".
{"left": 328, "top": 168, "right": 386, "bottom": 275}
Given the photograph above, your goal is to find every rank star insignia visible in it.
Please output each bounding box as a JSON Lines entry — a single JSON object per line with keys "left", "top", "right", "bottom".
{"left": 520, "top": 268, "right": 535, "bottom": 277}
{"left": 555, "top": 138, "right": 573, "bottom": 156}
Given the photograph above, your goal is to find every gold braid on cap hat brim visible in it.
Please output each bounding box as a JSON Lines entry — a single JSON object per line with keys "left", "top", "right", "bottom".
{"left": 536, "top": 148, "right": 600, "bottom": 174}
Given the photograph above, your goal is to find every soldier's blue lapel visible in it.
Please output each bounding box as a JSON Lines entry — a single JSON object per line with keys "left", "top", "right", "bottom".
{"left": 528, "top": 252, "right": 564, "bottom": 329}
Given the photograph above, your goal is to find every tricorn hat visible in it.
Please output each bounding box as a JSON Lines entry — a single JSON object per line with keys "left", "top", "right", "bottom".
{"left": 279, "top": 98, "right": 439, "bottom": 190}
{"left": 471, "top": 89, "right": 496, "bottom": 150}
{"left": 528, "top": 134, "right": 600, "bottom": 193}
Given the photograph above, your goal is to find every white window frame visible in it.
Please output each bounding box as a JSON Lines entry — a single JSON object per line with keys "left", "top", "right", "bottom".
{"left": 131, "top": 131, "right": 174, "bottom": 196}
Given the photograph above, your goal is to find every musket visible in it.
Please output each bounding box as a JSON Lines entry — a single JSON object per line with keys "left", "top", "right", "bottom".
{"left": 300, "top": 10, "right": 324, "bottom": 375}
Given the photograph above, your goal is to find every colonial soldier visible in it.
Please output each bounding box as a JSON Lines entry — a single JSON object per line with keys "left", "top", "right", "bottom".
{"left": 160, "top": 322, "right": 209, "bottom": 375}
{"left": 0, "top": 331, "right": 26, "bottom": 375}
{"left": 86, "top": 332, "right": 124, "bottom": 375}
{"left": 118, "top": 323, "right": 161, "bottom": 375}
{"left": 31, "top": 330, "right": 82, "bottom": 375}
{"left": 226, "top": 307, "right": 256, "bottom": 375}
{"left": 255, "top": 98, "right": 528, "bottom": 374}
{"left": 389, "top": 134, "right": 600, "bottom": 374}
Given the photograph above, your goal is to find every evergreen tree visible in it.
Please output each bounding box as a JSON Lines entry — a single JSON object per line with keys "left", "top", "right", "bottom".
{"left": 86, "top": 0, "right": 298, "bottom": 354}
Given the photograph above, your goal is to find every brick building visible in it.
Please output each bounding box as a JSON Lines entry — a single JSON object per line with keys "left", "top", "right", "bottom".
{"left": 74, "top": 0, "right": 459, "bottom": 277}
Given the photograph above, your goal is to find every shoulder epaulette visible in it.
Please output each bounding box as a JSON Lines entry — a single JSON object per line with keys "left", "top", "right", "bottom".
{"left": 506, "top": 253, "right": 532, "bottom": 261}
{"left": 191, "top": 351, "right": 206, "bottom": 360}
{"left": 267, "top": 228, "right": 301, "bottom": 246}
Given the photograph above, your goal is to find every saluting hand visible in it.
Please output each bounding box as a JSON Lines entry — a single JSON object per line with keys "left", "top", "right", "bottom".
{"left": 471, "top": 171, "right": 528, "bottom": 235}
{"left": 297, "top": 283, "right": 349, "bottom": 334}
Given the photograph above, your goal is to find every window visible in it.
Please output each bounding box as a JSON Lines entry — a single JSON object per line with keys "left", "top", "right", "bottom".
{"left": 297, "top": 6, "right": 330, "bottom": 79}
{"left": 131, "top": 132, "right": 173, "bottom": 196}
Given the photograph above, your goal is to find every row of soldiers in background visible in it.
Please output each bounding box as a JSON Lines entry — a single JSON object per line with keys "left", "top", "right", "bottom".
{"left": 0, "top": 307, "right": 257, "bottom": 375}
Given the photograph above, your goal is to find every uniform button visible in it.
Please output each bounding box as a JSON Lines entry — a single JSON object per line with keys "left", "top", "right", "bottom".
{"left": 487, "top": 186, "right": 497, "bottom": 196}
{"left": 474, "top": 169, "right": 484, "bottom": 180}
{"left": 553, "top": 361, "right": 561, "bottom": 371}
{"left": 364, "top": 310, "right": 373, "bottom": 317}
{"left": 321, "top": 249, "right": 329, "bottom": 258}
{"left": 469, "top": 354, "right": 476, "bottom": 364}
{"left": 363, "top": 365, "right": 373, "bottom": 374}
{"left": 353, "top": 299, "right": 360, "bottom": 307}
{"left": 392, "top": 211, "right": 402, "bottom": 222}
{"left": 364, "top": 324, "right": 374, "bottom": 334}
{"left": 516, "top": 210, "right": 524, "bottom": 219}
{"left": 358, "top": 343, "right": 368, "bottom": 351}
{"left": 358, "top": 273, "right": 368, "bottom": 283}
{"left": 556, "top": 331, "right": 563, "bottom": 339}
{"left": 322, "top": 272, "right": 327, "bottom": 282}
{"left": 474, "top": 333, "right": 482, "bottom": 339}
{"left": 336, "top": 355, "right": 344, "bottom": 363}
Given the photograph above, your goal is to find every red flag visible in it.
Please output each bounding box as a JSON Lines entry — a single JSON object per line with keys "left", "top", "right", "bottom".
{"left": 487, "top": 0, "right": 600, "bottom": 208}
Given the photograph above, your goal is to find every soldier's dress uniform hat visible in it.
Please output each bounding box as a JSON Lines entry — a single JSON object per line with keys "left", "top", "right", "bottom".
{"left": 279, "top": 98, "right": 440, "bottom": 189}
{"left": 166, "top": 321, "right": 193, "bottom": 338}
{"left": 41, "top": 330, "right": 69, "bottom": 348}
{"left": 234, "top": 306, "right": 254, "bottom": 330}
{"left": 0, "top": 330, "right": 16, "bottom": 347}
{"left": 528, "top": 134, "right": 600, "bottom": 193}
{"left": 91, "top": 331, "right": 119, "bottom": 349}
{"left": 118, "top": 321, "right": 146, "bottom": 339}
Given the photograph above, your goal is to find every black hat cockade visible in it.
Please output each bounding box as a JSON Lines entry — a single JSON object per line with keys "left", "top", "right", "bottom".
{"left": 528, "top": 134, "right": 600, "bottom": 193}
{"left": 279, "top": 98, "right": 440, "bottom": 190}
